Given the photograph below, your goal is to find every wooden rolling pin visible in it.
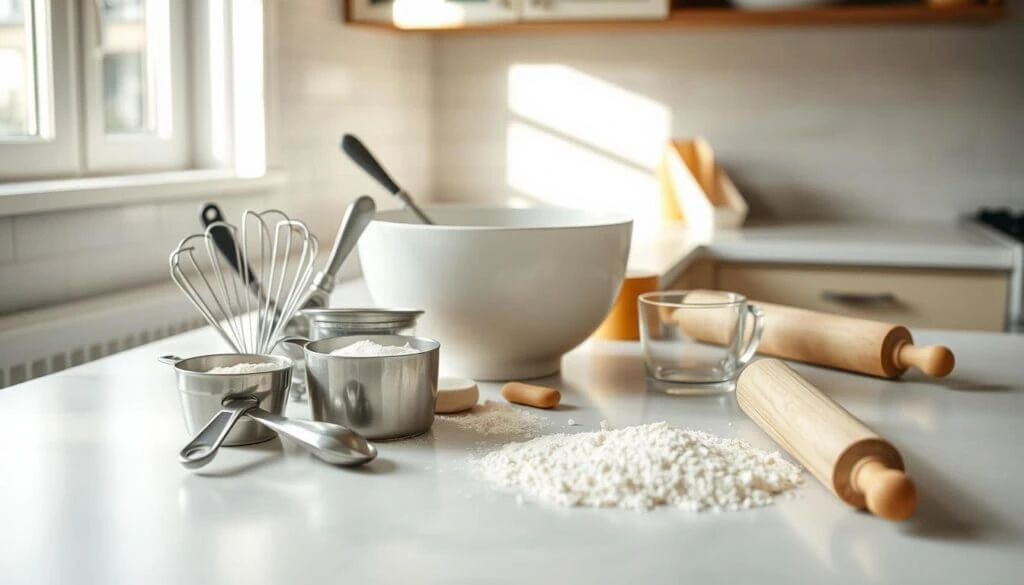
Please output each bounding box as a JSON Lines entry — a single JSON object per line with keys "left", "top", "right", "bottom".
{"left": 673, "top": 297, "right": 955, "bottom": 379}
{"left": 737, "top": 359, "right": 917, "bottom": 521}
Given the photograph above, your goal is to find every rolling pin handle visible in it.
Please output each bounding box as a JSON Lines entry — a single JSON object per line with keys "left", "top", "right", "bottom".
{"left": 852, "top": 457, "right": 917, "bottom": 521}
{"left": 894, "top": 343, "right": 956, "bottom": 378}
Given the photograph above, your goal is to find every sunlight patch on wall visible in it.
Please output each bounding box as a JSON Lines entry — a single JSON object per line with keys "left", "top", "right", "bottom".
{"left": 506, "top": 120, "right": 660, "bottom": 227}
{"left": 505, "top": 64, "right": 671, "bottom": 229}
{"left": 508, "top": 64, "right": 671, "bottom": 169}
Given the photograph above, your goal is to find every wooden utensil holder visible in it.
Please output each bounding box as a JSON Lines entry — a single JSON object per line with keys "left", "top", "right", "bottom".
{"left": 659, "top": 138, "right": 748, "bottom": 230}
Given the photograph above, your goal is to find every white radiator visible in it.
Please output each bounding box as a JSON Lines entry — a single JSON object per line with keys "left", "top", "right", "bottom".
{"left": 0, "top": 282, "right": 206, "bottom": 388}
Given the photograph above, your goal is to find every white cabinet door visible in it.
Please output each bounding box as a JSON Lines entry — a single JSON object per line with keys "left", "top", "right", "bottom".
{"left": 521, "top": 0, "right": 668, "bottom": 21}
{"left": 350, "top": 0, "right": 521, "bottom": 28}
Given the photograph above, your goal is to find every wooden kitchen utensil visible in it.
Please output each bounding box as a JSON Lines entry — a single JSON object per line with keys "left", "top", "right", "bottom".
{"left": 672, "top": 295, "right": 955, "bottom": 379}
{"left": 659, "top": 139, "right": 748, "bottom": 229}
{"left": 501, "top": 382, "right": 561, "bottom": 409}
{"left": 737, "top": 359, "right": 917, "bottom": 521}
{"left": 679, "top": 137, "right": 719, "bottom": 206}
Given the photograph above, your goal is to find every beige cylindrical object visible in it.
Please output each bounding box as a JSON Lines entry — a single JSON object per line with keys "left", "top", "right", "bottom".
{"left": 737, "top": 359, "right": 917, "bottom": 521}
{"left": 593, "top": 270, "right": 659, "bottom": 341}
{"left": 434, "top": 378, "right": 478, "bottom": 414}
{"left": 674, "top": 298, "right": 955, "bottom": 379}
{"left": 501, "top": 382, "right": 560, "bottom": 409}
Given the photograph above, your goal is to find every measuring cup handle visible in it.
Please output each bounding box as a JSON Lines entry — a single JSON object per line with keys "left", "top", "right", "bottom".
{"left": 738, "top": 304, "right": 766, "bottom": 367}
{"left": 178, "top": 399, "right": 257, "bottom": 470}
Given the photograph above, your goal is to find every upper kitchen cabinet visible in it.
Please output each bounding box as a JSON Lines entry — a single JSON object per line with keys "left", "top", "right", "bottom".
{"left": 521, "top": 0, "right": 668, "bottom": 21}
{"left": 348, "top": 0, "right": 520, "bottom": 28}
{"left": 345, "top": 0, "right": 1006, "bottom": 31}
{"left": 346, "top": 0, "right": 668, "bottom": 30}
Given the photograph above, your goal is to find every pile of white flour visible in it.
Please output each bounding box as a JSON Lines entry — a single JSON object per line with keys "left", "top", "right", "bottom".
{"left": 206, "top": 362, "right": 281, "bottom": 374}
{"left": 477, "top": 421, "right": 802, "bottom": 512}
{"left": 436, "top": 400, "right": 546, "bottom": 437}
{"left": 330, "top": 340, "right": 417, "bottom": 357}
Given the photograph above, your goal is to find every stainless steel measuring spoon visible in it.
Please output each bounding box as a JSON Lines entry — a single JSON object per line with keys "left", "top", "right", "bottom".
{"left": 178, "top": 396, "right": 260, "bottom": 470}
{"left": 224, "top": 398, "right": 378, "bottom": 466}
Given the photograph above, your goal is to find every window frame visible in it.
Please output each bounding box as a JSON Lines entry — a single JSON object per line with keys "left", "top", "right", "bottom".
{"left": 0, "top": 0, "right": 270, "bottom": 215}
{"left": 0, "top": 0, "right": 80, "bottom": 178}
{"left": 79, "top": 0, "right": 191, "bottom": 174}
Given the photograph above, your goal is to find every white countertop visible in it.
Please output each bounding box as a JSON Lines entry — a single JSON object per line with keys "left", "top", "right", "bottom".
{"left": 1, "top": 280, "right": 1023, "bottom": 584}
{"left": 627, "top": 220, "right": 1018, "bottom": 288}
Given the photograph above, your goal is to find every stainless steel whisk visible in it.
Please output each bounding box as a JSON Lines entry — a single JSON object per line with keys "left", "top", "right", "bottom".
{"left": 169, "top": 209, "right": 319, "bottom": 355}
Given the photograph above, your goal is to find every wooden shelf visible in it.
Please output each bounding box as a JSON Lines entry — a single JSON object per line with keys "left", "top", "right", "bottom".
{"left": 346, "top": 3, "right": 1007, "bottom": 33}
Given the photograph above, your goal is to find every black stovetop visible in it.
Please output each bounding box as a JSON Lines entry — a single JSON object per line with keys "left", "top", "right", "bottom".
{"left": 975, "top": 208, "right": 1024, "bottom": 243}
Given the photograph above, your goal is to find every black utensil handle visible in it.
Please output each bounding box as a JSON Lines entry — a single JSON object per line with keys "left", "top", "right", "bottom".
{"left": 199, "top": 202, "right": 259, "bottom": 286}
{"left": 200, "top": 202, "right": 225, "bottom": 227}
{"left": 339, "top": 134, "right": 401, "bottom": 195}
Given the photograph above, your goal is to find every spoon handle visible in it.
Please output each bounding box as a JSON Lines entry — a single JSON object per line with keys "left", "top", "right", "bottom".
{"left": 244, "top": 407, "right": 324, "bottom": 445}
{"left": 340, "top": 134, "right": 401, "bottom": 195}
{"left": 178, "top": 399, "right": 257, "bottom": 470}
{"left": 340, "top": 134, "right": 434, "bottom": 225}
{"left": 303, "top": 195, "right": 377, "bottom": 309}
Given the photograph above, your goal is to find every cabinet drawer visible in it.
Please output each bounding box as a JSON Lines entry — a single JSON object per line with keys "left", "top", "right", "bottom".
{"left": 716, "top": 263, "right": 1008, "bottom": 331}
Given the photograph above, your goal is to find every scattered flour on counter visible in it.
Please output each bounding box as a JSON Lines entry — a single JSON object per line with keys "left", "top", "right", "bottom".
{"left": 435, "top": 400, "right": 547, "bottom": 437}
{"left": 476, "top": 421, "right": 803, "bottom": 512}
{"left": 206, "top": 362, "right": 281, "bottom": 374}
{"left": 330, "top": 340, "right": 418, "bottom": 357}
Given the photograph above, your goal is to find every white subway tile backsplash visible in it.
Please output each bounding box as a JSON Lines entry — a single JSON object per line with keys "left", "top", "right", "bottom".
{"left": 12, "top": 212, "right": 69, "bottom": 261}
{"left": 284, "top": 0, "right": 342, "bottom": 21}
{"left": 65, "top": 241, "right": 168, "bottom": 302}
{"left": 277, "top": 8, "right": 430, "bottom": 69}
{"left": 432, "top": 19, "right": 1024, "bottom": 222}
{"left": 118, "top": 204, "right": 160, "bottom": 244}
{"left": 64, "top": 208, "right": 121, "bottom": 252}
{"left": 159, "top": 199, "right": 204, "bottom": 239}
{"left": 0, "top": 218, "right": 13, "bottom": 264}
{"left": 0, "top": 257, "right": 68, "bottom": 314}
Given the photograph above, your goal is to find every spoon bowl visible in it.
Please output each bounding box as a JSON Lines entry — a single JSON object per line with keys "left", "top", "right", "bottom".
{"left": 227, "top": 399, "right": 378, "bottom": 466}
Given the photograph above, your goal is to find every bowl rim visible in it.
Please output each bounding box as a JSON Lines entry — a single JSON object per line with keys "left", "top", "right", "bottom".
{"left": 369, "top": 204, "right": 634, "bottom": 232}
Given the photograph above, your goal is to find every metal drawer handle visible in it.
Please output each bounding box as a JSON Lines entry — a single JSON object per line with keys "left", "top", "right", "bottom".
{"left": 821, "top": 291, "right": 897, "bottom": 305}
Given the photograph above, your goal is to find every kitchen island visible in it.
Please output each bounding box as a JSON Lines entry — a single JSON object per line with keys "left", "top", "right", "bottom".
{"left": 1, "top": 280, "right": 1022, "bottom": 585}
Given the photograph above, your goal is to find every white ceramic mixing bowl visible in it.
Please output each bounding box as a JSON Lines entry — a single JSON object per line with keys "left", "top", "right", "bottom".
{"left": 357, "top": 206, "right": 633, "bottom": 380}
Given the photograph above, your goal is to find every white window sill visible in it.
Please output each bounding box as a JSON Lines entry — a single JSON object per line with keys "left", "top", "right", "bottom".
{"left": 0, "top": 169, "right": 289, "bottom": 217}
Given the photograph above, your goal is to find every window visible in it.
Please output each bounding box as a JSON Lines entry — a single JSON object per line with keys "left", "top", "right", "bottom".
{"left": 82, "top": 0, "right": 189, "bottom": 173}
{"left": 0, "top": 0, "right": 39, "bottom": 136}
{"left": 0, "top": 0, "right": 264, "bottom": 183}
{"left": 0, "top": 0, "right": 74, "bottom": 177}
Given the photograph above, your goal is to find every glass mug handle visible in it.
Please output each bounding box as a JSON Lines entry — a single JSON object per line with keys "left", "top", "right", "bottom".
{"left": 737, "top": 304, "right": 766, "bottom": 366}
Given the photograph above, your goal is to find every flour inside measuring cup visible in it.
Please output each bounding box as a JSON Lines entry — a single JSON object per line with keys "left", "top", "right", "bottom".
{"left": 206, "top": 362, "right": 281, "bottom": 374}
{"left": 330, "top": 340, "right": 418, "bottom": 357}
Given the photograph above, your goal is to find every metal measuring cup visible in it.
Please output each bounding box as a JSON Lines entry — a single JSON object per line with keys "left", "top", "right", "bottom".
{"left": 159, "top": 353, "right": 293, "bottom": 446}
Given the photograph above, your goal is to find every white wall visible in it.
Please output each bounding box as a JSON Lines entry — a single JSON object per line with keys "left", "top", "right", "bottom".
{"left": 0, "top": 0, "right": 433, "bottom": 315}
{"left": 431, "top": 15, "right": 1024, "bottom": 223}
{"left": 0, "top": 193, "right": 273, "bottom": 313}
{"left": 2, "top": 6, "right": 1020, "bottom": 316}
{"left": 270, "top": 0, "right": 433, "bottom": 241}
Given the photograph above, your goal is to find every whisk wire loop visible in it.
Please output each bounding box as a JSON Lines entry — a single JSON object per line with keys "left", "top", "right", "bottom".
{"left": 169, "top": 209, "right": 319, "bottom": 355}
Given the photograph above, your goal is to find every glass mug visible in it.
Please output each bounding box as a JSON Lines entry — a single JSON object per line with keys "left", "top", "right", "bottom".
{"left": 638, "top": 290, "right": 765, "bottom": 385}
